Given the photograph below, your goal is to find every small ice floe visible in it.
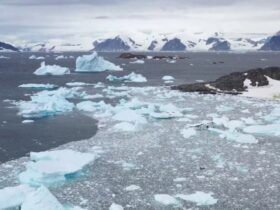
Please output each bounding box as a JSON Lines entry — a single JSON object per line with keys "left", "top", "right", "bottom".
{"left": 243, "top": 124, "right": 280, "bottom": 137}
{"left": 216, "top": 105, "right": 234, "bottom": 112}
{"left": 75, "top": 52, "right": 123, "bottom": 72}
{"left": 66, "top": 82, "right": 91, "bottom": 87}
{"left": 113, "top": 122, "right": 137, "bottom": 132}
{"left": 181, "top": 127, "right": 197, "bottom": 139}
{"left": 162, "top": 75, "right": 175, "bottom": 84}
{"left": 173, "top": 177, "right": 187, "bottom": 182}
{"left": 209, "top": 128, "right": 258, "bottom": 144}
{"left": 19, "top": 149, "right": 99, "bottom": 186}
{"left": 34, "top": 62, "right": 70, "bottom": 76}
{"left": 124, "top": 185, "right": 141, "bottom": 191}
{"left": 175, "top": 191, "right": 218, "bottom": 206}
{"left": 109, "top": 203, "right": 124, "bottom": 210}
{"left": 0, "top": 55, "right": 10, "bottom": 59}
{"left": 29, "top": 55, "right": 45, "bottom": 60}
{"left": 154, "top": 194, "right": 178, "bottom": 206}
{"left": 243, "top": 76, "right": 280, "bottom": 99}
{"left": 0, "top": 184, "right": 34, "bottom": 209}
{"left": 76, "top": 100, "right": 113, "bottom": 113}
{"left": 55, "top": 55, "right": 74, "bottom": 60}
{"left": 19, "top": 83, "right": 58, "bottom": 90}
{"left": 22, "top": 119, "right": 34, "bottom": 124}
{"left": 167, "top": 59, "right": 176, "bottom": 64}
{"left": 130, "top": 59, "right": 145, "bottom": 64}
{"left": 106, "top": 72, "right": 147, "bottom": 83}
{"left": 113, "top": 109, "right": 147, "bottom": 124}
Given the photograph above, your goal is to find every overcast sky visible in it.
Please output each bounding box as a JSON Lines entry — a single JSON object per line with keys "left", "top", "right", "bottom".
{"left": 0, "top": 0, "right": 279, "bottom": 42}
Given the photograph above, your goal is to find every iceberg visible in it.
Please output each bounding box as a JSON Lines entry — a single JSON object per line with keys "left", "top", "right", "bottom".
{"left": 19, "top": 149, "right": 99, "bottom": 186}
{"left": 75, "top": 52, "right": 123, "bottom": 72}
{"left": 175, "top": 191, "right": 218, "bottom": 206}
{"left": 106, "top": 72, "right": 147, "bottom": 83}
{"left": 0, "top": 184, "right": 35, "bottom": 209}
{"left": 34, "top": 62, "right": 70, "bottom": 75}
{"left": 19, "top": 83, "right": 58, "bottom": 90}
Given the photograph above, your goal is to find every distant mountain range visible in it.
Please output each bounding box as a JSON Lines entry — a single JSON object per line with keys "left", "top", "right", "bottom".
{"left": 1, "top": 31, "right": 280, "bottom": 52}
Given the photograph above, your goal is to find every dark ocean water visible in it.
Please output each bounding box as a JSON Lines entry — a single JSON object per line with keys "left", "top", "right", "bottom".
{"left": 0, "top": 51, "right": 280, "bottom": 163}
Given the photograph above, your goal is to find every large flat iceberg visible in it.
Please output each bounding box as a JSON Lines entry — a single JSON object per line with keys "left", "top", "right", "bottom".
{"left": 34, "top": 62, "right": 70, "bottom": 75}
{"left": 19, "top": 149, "right": 99, "bottom": 186}
{"left": 75, "top": 52, "right": 123, "bottom": 72}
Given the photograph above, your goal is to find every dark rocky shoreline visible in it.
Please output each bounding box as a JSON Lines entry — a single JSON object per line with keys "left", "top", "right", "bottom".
{"left": 173, "top": 66, "right": 280, "bottom": 95}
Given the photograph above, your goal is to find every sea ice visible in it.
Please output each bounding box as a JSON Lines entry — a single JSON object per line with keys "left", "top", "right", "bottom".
{"left": 181, "top": 127, "right": 197, "bottom": 138}
{"left": 0, "top": 55, "right": 9, "bottom": 59}
{"left": 106, "top": 72, "right": 147, "bottom": 83}
{"left": 19, "top": 83, "right": 58, "bottom": 90}
{"left": 112, "top": 109, "right": 147, "bottom": 124}
{"left": 19, "top": 149, "right": 98, "bottom": 186}
{"left": 154, "top": 194, "right": 178, "bottom": 206}
{"left": 34, "top": 62, "right": 70, "bottom": 75}
{"left": 130, "top": 59, "right": 145, "bottom": 64}
{"left": 75, "top": 52, "right": 123, "bottom": 72}
{"left": 124, "top": 185, "right": 141, "bottom": 191}
{"left": 162, "top": 75, "right": 175, "bottom": 81}
{"left": 66, "top": 82, "right": 92, "bottom": 87}
{"left": 175, "top": 191, "right": 218, "bottom": 206}
{"left": 113, "top": 122, "right": 137, "bottom": 132}
{"left": 109, "top": 203, "right": 124, "bottom": 210}
{"left": 29, "top": 55, "right": 44, "bottom": 60}
{"left": 243, "top": 124, "right": 280, "bottom": 137}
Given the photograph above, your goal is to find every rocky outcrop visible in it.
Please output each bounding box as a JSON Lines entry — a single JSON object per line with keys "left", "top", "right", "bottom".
{"left": 93, "top": 36, "right": 130, "bottom": 51}
{"left": 118, "top": 53, "right": 147, "bottom": 59}
{"left": 260, "top": 34, "right": 280, "bottom": 51}
{"left": 161, "top": 38, "right": 186, "bottom": 51}
{"left": 118, "top": 53, "right": 187, "bottom": 60}
{"left": 206, "top": 37, "right": 231, "bottom": 51}
{"left": 0, "top": 42, "right": 19, "bottom": 51}
{"left": 173, "top": 67, "right": 280, "bottom": 94}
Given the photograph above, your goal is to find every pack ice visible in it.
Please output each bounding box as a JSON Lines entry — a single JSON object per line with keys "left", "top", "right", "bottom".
{"left": 106, "top": 72, "right": 147, "bottom": 83}
{"left": 19, "top": 149, "right": 99, "bottom": 186}
{"left": 75, "top": 52, "right": 123, "bottom": 72}
{"left": 34, "top": 62, "right": 70, "bottom": 75}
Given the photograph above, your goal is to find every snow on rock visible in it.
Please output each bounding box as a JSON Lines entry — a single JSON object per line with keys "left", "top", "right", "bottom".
{"left": 130, "top": 59, "right": 145, "bottom": 64}
{"left": 109, "top": 203, "right": 124, "bottom": 210}
{"left": 34, "top": 62, "right": 70, "bottom": 76}
{"left": 175, "top": 191, "right": 218, "bottom": 206}
{"left": 19, "top": 83, "right": 58, "bottom": 90}
{"left": 0, "top": 184, "right": 35, "bottom": 209}
{"left": 209, "top": 128, "right": 258, "bottom": 144}
{"left": 106, "top": 72, "right": 147, "bottom": 83}
{"left": 124, "top": 185, "right": 141, "bottom": 191}
{"left": 19, "top": 149, "right": 99, "bottom": 186}
{"left": 21, "top": 186, "right": 65, "bottom": 210}
{"left": 154, "top": 194, "right": 178, "bottom": 206}
{"left": 181, "top": 127, "right": 197, "bottom": 138}
{"left": 243, "top": 76, "right": 280, "bottom": 99}
{"left": 243, "top": 124, "right": 280, "bottom": 137}
{"left": 75, "top": 52, "right": 122, "bottom": 72}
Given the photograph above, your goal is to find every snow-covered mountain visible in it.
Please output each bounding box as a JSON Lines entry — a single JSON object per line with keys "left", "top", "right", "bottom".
{"left": 0, "top": 41, "right": 19, "bottom": 52}
{"left": 1, "top": 31, "right": 275, "bottom": 52}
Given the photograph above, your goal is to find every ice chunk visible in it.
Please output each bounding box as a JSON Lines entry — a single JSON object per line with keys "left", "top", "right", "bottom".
{"left": 29, "top": 55, "right": 45, "bottom": 60}
{"left": 113, "top": 122, "right": 137, "bottom": 132}
{"left": 150, "top": 104, "right": 183, "bottom": 119}
{"left": 109, "top": 203, "right": 124, "bottom": 210}
{"left": 55, "top": 55, "right": 69, "bottom": 60}
{"left": 209, "top": 128, "right": 258, "bottom": 144}
{"left": 66, "top": 82, "right": 92, "bottom": 87}
{"left": 0, "top": 55, "right": 10, "bottom": 59}
{"left": 19, "top": 83, "right": 58, "bottom": 90}
{"left": 154, "top": 194, "right": 178, "bottom": 206}
{"left": 112, "top": 109, "right": 147, "bottom": 124}
{"left": 21, "top": 186, "right": 64, "bottom": 210}
{"left": 75, "top": 52, "right": 122, "bottom": 72}
{"left": 34, "top": 62, "right": 70, "bottom": 75}
{"left": 175, "top": 191, "right": 218, "bottom": 206}
{"left": 19, "top": 149, "right": 99, "bottom": 186}
{"left": 173, "top": 177, "right": 187, "bottom": 182}
{"left": 243, "top": 124, "right": 280, "bottom": 137}
{"left": 0, "top": 184, "right": 34, "bottom": 209}
{"left": 124, "top": 185, "right": 141, "bottom": 191}
{"left": 76, "top": 100, "right": 113, "bottom": 113}
{"left": 22, "top": 119, "right": 34, "bottom": 124}
{"left": 106, "top": 72, "right": 147, "bottom": 83}
{"left": 130, "top": 59, "right": 145, "bottom": 64}
{"left": 162, "top": 75, "right": 175, "bottom": 81}
{"left": 181, "top": 127, "right": 197, "bottom": 138}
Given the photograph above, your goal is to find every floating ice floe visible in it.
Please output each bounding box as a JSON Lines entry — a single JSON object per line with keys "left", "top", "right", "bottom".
{"left": 167, "top": 59, "right": 176, "bottom": 64}
{"left": 181, "top": 127, "right": 197, "bottom": 138}
{"left": 113, "top": 122, "right": 137, "bottom": 132}
{"left": 34, "top": 62, "right": 70, "bottom": 75}
{"left": 22, "top": 119, "right": 34, "bottom": 124}
{"left": 162, "top": 75, "right": 175, "bottom": 81}
{"left": 209, "top": 128, "right": 258, "bottom": 144}
{"left": 19, "top": 83, "right": 58, "bottom": 90}
{"left": 75, "top": 52, "right": 123, "bottom": 72}
{"left": 243, "top": 76, "right": 280, "bottom": 99}
{"left": 0, "top": 55, "right": 9, "bottom": 59}
{"left": 112, "top": 109, "right": 147, "bottom": 124}
{"left": 154, "top": 194, "right": 178, "bottom": 206}
{"left": 16, "top": 87, "right": 84, "bottom": 118}
{"left": 19, "top": 149, "right": 99, "bottom": 186}
{"left": 55, "top": 55, "right": 74, "bottom": 60}
{"left": 106, "top": 72, "right": 147, "bottom": 83}
{"left": 109, "top": 203, "right": 124, "bottom": 210}
{"left": 66, "top": 82, "right": 92, "bottom": 87}
{"left": 175, "top": 191, "right": 218, "bottom": 206}
{"left": 130, "top": 59, "right": 145, "bottom": 64}
{"left": 243, "top": 124, "right": 280, "bottom": 137}
{"left": 173, "top": 177, "right": 187, "bottom": 182}
{"left": 29, "top": 55, "right": 45, "bottom": 60}
{"left": 124, "top": 185, "right": 141, "bottom": 191}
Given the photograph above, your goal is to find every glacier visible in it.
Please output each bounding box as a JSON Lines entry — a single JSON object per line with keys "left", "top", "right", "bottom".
{"left": 75, "top": 52, "right": 123, "bottom": 72}
{"left": 34, "top": 62, "right": 70, "bottom": 75}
